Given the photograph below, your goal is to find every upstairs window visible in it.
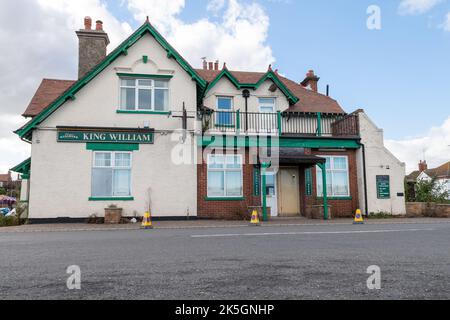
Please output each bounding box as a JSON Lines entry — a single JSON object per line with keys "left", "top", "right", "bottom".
{"left": 216, "top": 97, "right": 233, "bottom": 126}
{"left": 120, "top": 78, "right": 169, "bottom": 111}
{"left": 259, "top": 98, "right": 276, "bottom": 113}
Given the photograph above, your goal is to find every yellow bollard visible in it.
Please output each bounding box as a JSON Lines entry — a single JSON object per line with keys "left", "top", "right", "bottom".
{"left": 249, "top": 209, "right": 260, "bottom": 226}
{"left": 353, "top": 209, "right": 364, "bottom": 225}
{"left": 141, "top": 211, "right": 153, "bottom": 229}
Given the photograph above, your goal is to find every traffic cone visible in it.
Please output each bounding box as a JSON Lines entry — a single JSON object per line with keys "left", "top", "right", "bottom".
{"left": 249, "top": 209, "right": 260, "bottom": 226}
{"left": 141, "top": 211, "right": 153, "bottom": 229}
{"left": 353, "top": 209, "right": 364, "bottom": 225}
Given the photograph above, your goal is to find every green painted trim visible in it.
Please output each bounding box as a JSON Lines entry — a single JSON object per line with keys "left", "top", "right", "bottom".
{"left": 116, "top": 110, "right": 171, "bottom": 115}
{"left": 89, "top": 197, "right": 134, "bottom": 201}
{"left": 142, "top": 55, "right": 148, "bottom": 64}
{"left": 204, "top": 69, "right": 299, "bottom": 105}
{"left": 117, "top": 73, "right": 173, "bottom": 79}
{"left": 204, "top": 197, "right": 245, "bottom": 201}
{"left": 86, "top": 143, "right": 140, "bottom": 151}
{"left": 318, "top": 163, "right": 329, "bottom": 220}
{"left": 317, "top": 112, "right": 322, "bottom": 137}
{"left": 199, "top": 136, "right": 361, "bottom": 149}
{"left": 236, "top": 109, "right": 241, "bottom": 134}
{"left": 21, "top": 174, "right": 30, "bottom": 180}
{"left": 317, "top": 197, "right": 352, "bottom": 200}
{"left": 16, "top": 21, "right": 207, "bottom": 140}
{"left": 10, "top": 157, "right": 31, "bottom": 175}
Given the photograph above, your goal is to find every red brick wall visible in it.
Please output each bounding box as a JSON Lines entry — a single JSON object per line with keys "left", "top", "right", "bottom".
{"left": 197, "top": 148, "right": 360, "bottom": 219}
{"left": 197, "top": 148, "right": 261, "bottom": 219}
{"left": 304, "top": 149, "right": 359, "bottom": 218}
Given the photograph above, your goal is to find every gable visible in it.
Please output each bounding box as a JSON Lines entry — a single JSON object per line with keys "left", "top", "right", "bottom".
{"left": 16, "top": 21, "right": 206, "bottom": 141}
{"left": 203, "top": 67, "right": 299, "bottom": 105}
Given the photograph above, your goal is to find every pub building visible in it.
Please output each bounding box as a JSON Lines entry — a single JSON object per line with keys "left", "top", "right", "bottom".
{"left": 11, "top": 17, "right": 406, "bottom": 222}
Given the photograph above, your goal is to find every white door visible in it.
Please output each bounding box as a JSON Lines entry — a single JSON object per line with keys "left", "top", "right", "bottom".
{"left": 264, "top": 172, "right": 278, "bottom": 217}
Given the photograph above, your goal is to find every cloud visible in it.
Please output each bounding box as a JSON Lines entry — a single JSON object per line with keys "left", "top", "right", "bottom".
{"left": 398, "top": 0, "right": 443, "bottom": 15}
{"left": 385, "top": 117, "right": 450, "bottom": 173}
{"left": 0, "top": 0, "right": 132, "bottom": 174}
{"left": 443, "top": 11, "right": 450, "bottom": 30}
{"left": 127, "top": 0, "right": 275, "bottom": 70}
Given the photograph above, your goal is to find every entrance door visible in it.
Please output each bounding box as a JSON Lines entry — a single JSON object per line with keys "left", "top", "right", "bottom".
{"left": 278, "top": 167, "right": 300, "bottom": 216}
{"left": 264, "top": 172, "right": 278, "bottom": 217}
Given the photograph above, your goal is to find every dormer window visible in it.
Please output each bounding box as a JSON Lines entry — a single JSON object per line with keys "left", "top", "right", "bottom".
{"left": 119, "top": 78, "right": 169, "bottom": 111}
{"left": 259, "top": 98, "right": 276, "bottom": 113}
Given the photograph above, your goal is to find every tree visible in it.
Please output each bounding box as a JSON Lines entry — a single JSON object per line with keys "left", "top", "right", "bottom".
{"left": 414, "top": 177, "right": 449, "bottom": 203}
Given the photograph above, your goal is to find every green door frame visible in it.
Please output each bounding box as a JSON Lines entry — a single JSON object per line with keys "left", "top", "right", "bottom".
{"left": 317, "top": 163, "right": 329, "bottom": 220}
{"left": 260, "top": 161, "right": 272, "bottom": 222}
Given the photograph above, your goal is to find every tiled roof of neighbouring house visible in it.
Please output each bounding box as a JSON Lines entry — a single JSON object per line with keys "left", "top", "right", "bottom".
{"left": 0, "top": 173, "right": 11, "bottom": 183}
{"left": 407, "top": 161, "right": 450, "bottom": 181}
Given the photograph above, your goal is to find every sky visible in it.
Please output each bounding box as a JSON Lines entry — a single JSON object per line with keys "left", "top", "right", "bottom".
{"left": 0, "top": 0, "right": 449, "bottom": 176}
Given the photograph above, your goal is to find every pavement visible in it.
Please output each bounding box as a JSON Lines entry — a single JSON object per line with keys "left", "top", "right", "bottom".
{"left": 0, "top": 218, "right": 449, "bottom": 300}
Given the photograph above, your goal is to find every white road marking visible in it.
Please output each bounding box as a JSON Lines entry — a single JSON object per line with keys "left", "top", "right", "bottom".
{"left": 191, "top": 228, "right": 435, "bottom": 238}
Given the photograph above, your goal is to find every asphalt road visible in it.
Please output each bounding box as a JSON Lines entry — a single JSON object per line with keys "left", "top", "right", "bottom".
{"left": 0, "top": 221, "right": 449, "bottom": 300}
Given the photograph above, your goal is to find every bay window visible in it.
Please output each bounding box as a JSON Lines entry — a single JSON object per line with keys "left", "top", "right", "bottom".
{"left": 207, "top": 154, "right": 243, "bottom": 197}
{"left": 316, "top": 156, "right": 350, "bottom": 197}
{"left": 120, "top": 78, "right": 169, "bottom": 111}
{"left": 92, "top": 152, "right": 132, "bottom": 198}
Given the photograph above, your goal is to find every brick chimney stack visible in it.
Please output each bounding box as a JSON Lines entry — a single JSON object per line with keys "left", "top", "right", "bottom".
{"left": 300, "top": 69, "right": 320, "bottom": 93}
{"left": 76, "top": 16, "right": 110, "bottom": 79}
{"left": 418, "top": 160, "right": 428, "bottom": 172}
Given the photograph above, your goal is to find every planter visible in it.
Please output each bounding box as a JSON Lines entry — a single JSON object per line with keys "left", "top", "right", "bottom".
{"left": 104, "top": 207, "right": 123, "bottom": 224}
{"left": 306, "top": 205, "right": 333, "bottom": 220}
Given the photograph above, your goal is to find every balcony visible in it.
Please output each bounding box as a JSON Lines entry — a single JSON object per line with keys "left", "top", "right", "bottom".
{"left": 200, "top": 110, "right": 360, "bottom": 137}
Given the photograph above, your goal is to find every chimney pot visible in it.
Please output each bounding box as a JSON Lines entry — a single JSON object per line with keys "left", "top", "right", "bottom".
{"left": 96, "top": 20, "right": 103, "bottom": 31}
{"left": 202, "top": 58, "right": 207, "bottom": 70}
{"left": 84, "top": 16, "right": 92, "bottom": 30}
{"left": 214, "top": 60, "right": 219, "bottom": 70}
{"left": 208, "top": 62, "right": 213, "bottom": 70}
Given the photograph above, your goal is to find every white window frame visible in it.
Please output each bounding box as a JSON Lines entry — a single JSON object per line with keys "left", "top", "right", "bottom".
{"left": 119, "top": 78, "right": 169, "bottom": 111}
{"left": 207, "top": 154, "right": 243, "bottom": 198}
{"left": 215, "top": 96, "right": 234, "bottom": 126}
{"left": 91, "top": 151, "right": 133, "bottom": 198}
{"left": 316, "top": 155, "right": 350, "bottom": 197}
{"left": 258, "top": 97, "right": 276, "bottom": 113}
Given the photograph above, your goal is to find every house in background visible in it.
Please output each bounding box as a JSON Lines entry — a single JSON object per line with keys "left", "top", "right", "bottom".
{"left": 406, "top": 160, "right": 450, "bottom": 199}
{"left": 0, "top": 171, "right": 12, "bottom": 188}
{"left": 11, "top": 17, "right": 406, "bottom": 222}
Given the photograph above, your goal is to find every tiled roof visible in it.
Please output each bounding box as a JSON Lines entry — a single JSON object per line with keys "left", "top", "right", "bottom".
{"left": 407, "top": 161, "right": 450, "bottom": 181}
{"left": 22, "top": 79, "right": 76, "bottom": 117}
{"left": 195, "top": 68, "right": 345, "bottom": 114}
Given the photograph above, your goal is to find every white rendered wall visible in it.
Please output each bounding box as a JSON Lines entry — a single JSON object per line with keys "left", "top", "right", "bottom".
{"left": 356, "top": 111, "right": 406, "bottom": 215}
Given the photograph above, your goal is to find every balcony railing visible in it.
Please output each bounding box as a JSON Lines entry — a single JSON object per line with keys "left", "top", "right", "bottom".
{"left": 200, "top": 110, "right": 359, "bottom": 137}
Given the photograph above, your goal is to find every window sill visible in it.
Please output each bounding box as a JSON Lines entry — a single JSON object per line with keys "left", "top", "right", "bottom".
{"left": 116, "top": 110, "right": 171, "bottom": 115}
{"left": 204, "top": 197, "right": 245, "bottom": 201}
{"left": 89, "top": 197, "right": 134, "bottom": 201}
{"left": 316, "top": 196, "right": 352, "bottom": 200}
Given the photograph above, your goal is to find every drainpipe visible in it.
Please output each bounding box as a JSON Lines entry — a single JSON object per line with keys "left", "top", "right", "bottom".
{"left": 242, "top": 90, "right": 250, "bottom": 132}
{"left": 360, "top": 142, "right": 369, "bottom": 216}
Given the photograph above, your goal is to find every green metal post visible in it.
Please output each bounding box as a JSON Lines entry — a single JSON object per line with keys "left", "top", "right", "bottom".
{"left": 277, "top": 111, "right": 282, "bottom": 136}
{"left": 262, "top": 167, "right": 267, "bottom": 221}
{"left": 318, "top": 163, "right": 329, "bottom": 220}
{"left": 261, "top": 162, "right": 272, "bottom": 222}
{"left": 317, "top": 112, "right": 322, "bottom": 136}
